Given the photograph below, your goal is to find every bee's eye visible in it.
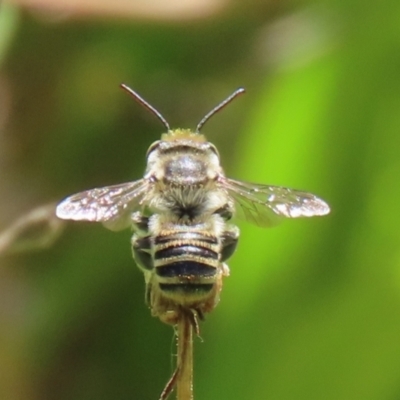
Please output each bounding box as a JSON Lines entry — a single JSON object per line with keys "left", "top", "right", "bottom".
{"left": 146, "top": 140, "right": 161, "bottom": 157}
{"left": 209, "top": 144, "right": 219, "bottom": 157}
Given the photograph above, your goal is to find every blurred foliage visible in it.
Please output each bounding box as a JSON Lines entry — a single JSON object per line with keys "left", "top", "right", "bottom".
{"left": 1, "top": 1, "right": 400, "bottom": 400}
{"left": 0, "top": 4, "right": 19, "bottom": 65}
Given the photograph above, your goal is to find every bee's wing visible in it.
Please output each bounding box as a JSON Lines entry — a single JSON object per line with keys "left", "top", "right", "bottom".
{"left": 56, "top": 179, "right": 150, "bottom": 231}
{"left": 219, "top": 177, "right": 330, "bottom": 228}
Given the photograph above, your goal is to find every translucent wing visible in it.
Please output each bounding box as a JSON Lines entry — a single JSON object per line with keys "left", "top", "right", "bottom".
{"left": 219, "top": 177, "right": 330, "bottom": 228}
{"left": 56, "top": 179, "right": 150, "bottom": 231}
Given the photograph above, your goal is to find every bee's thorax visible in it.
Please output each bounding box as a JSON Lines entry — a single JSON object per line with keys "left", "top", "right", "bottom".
{"left": 143, "top": 137, "right": 225, "bottom": 219}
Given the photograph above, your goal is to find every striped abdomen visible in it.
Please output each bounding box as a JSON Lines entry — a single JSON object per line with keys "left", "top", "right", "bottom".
{"left": 154, "top": 231, "right": 220, "bottom": 303}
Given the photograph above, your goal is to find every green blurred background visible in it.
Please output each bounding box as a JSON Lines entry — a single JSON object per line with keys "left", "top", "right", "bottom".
{"left": 1, "top": 0, "right": 400, "bottom": 399}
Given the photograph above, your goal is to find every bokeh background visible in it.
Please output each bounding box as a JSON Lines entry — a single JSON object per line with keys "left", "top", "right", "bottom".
{"left": 1, "top": 0, "right": 400, "bottom": 399}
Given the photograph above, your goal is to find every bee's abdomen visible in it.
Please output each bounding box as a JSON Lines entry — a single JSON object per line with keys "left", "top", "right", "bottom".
{"left": 155, "top": 259, "right": 217, "bottom": 277}
{"left": 154, "top": 232, "right": 219, "bottom": 297}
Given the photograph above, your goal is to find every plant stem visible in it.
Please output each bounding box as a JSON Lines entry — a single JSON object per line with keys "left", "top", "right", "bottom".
{"left": 158, "top": 310, "right": 194, "bottom": 400}
{"left": 176, "top": 312, "right": 193, "bottom": 400}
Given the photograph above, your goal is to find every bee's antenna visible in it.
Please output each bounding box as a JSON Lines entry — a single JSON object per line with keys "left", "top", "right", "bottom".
{"left": 196, "top": 87, "right": 245, "bottom": 133}
{"left": 120, "top": 84, "right": 170, "bottom": 131}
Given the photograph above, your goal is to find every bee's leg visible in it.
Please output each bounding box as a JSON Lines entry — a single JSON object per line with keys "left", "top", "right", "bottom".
{"left": 145, "top": 281, "right": 152, "bottom": 305}
{"left": 132, "top": 235, "right": 153, "bottom": 308}
{"left": 131, "top": 211, "right": 153, "bottom": 269}
{"left": 159, "top": 366, "right": 179, "bottom": 400}
{"left": 195, "top": 308, "right": 204, "bottom": 321}
{"left": 220, "top": 225, "right": 239, "bottom": 262}
{"left": 221, "top": 262, "right": 230, "bottom": 276}
{"left": 188, "top": 308, "right": 201, "bottom": 336}
{"left": 131, "top": 234, "right": 153, "bottom": 271}
{"left": 214, "top": 203, "right": 234, "bottom": 220}
{"left": 131, "top": 211, "right": 150, "bottom": 233}
{"left": 131, "top": 211, "right": 154, "bottom": 306}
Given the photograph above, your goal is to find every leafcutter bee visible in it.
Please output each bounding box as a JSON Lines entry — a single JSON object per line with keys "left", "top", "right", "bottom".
{"left": 56, "top": 84, "right": 329, "bottom": 326}
{"left": 56, "top": 85, "right": 330, "bottom": 399}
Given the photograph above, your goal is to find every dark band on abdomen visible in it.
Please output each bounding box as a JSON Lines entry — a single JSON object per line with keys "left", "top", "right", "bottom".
{"left": 156, "top": 260, "right": 217, "bottom": 278}
{"left": 159, "top": 283, "right": 214, "bottom": 294}
{"left": 155, "top": 245, "right": 218, "bottom": 261}
{"left": 154, "top": 232, "right": 218, "bottom": 246}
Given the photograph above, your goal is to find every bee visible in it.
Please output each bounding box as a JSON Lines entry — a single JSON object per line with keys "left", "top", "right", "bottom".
{"left": 56, "top": 84, "right": 330, "bottom": 328}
